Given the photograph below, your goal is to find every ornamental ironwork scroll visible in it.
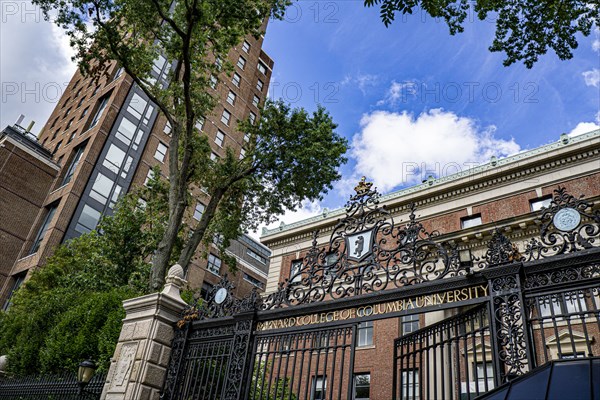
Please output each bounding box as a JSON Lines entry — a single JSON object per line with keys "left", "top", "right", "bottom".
{"left": 261, "top": 178, "right": 466, "bottom": 310}
{"left": 486, "top": 271, "right": 532, "bottom": 382}
{"left": 524, "top": 186, "right": 600, "bottom": 261}
{"left": 476, "top": 228, "right": 524, "bottom": 269}
{"left": 178, "top": 274, "right": 262, "bottom": 326}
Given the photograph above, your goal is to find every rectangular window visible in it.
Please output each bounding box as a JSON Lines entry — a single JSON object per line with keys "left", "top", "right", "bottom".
{"left": 311, "top": 376, "right": 326, "bottom": 400}
{"left": 210, "top": 152, "right": 219, "bottom": 161}
{"left": 256, "top": 79, "right": 264, "bottom": 91}
{"left": 215, "top": 130, "right": 225, "bottom": 147}
{"left": 237, "top": 56, "right": 246, "bottom": 70}
{"left": 90, "top": 173, "right": 115, "bottom": 205}
{"left": 154, "top": 141, "right": 168, "bottom": 162}
{"left": 74, "top": 204, "right": 102, "bottom": 235}
{"left": 530, "top": 196, "right": 552, "bottom": 212}
{"left": 193, "top": 202, "right": 205, "bottom": 220}
{"left": 249, "top": 112, "right": 256, "bottom": 125}
{"left": 2, "top": 272, "right": 26, "bottom": 311}
{"left": 227, "top": 91, "right": 236, "bottom": 105}
{"left": 30, "top": 204, "right": 58, "bottom": 254}
{"left": 247, "top": 249, "right": 267, "bottom": 264}
{"left": 401, "top": 369, "right": 419, "bottom": 400}
{"left": 200, "top": 282, "right": 213, "bottom": 300}
{"left": 242, "top": 40, "right": 250, "bottom": 53}
{"left": 252, "top": 95, "right": 260, "bottom": 107}
{"left": 196, "top": 117, "right": 205, "bottom": 131}
{"left": 144, "top": 169, "right": 156, "bottom": 186}
{"left": 103, "top": 144, "right": 132, "bottom": 178}
{"left": 210, "top": 75, "right": 218, "bottom": 89}
{"left": 290, "top": 260, "right": 303, "bottom": 283}
{"left": 357, "top": 321, "right": 373, "bottom": 347}
{"left": 61, "top": 145, "right": 85, "bottom": 185}
{"left": 244, "top": 132, "right": 250, "bottom": 142}
{"left": 207, "top": 254, "right": 222, "bottom": 275}
{"left": 475, "top": 362, "right": 495, "bottom": 392}
{"left": 164, "top": 121, "right": 172, "bottom": 135}
{"left": 354, "top": 374, "right": 370, "bottom": 400}
{"left": 257, "top": 62, "right": 267, "bottom": 75}
{"left": 243, "top": 273, "right": 264, "bottom": 289}
{"left": 232, "top": 73, "right": 241, "bottom": 87}
{"left": 127, "top": 93, "right": 149, "bottom": 121}
{"left": 115, "top": 117, "right": 137, "bottom": 146}
{"left": 221, "top": 109, "right": 231, "bottom": 125}
{"left": 402, "top": 310, "right": 419, "bottom": 335}
{"left": 539, "top": 291, "right": 588, "bottom": 318}
{"left": 89, "top": 95, "right": 109, "bottom": 129}
{"left": 215, "top": 57, "right": 223, "bottom": 70}
{"left": 461, "top": 214, "right": 482, "bottom": 229}
{"left": 239, "top": 148, "right": 246, "bottom": 159}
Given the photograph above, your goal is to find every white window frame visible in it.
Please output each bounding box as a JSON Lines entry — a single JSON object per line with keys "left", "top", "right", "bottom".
{"left": 461, "top": 215, "right": 482, "bottom": 229}
{"left": 154, "top": 142, "right": 168, "bottom": 162}
{"left": 215, "top": 130, "right": 225, "bottom": 147}
{"left": 221, "top": 109, "right": 231, "bottom": 125}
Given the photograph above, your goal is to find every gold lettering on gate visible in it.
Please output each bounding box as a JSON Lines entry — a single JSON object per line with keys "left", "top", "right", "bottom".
{"left": 256, "top": 284, "right": 489, "bottom": 331}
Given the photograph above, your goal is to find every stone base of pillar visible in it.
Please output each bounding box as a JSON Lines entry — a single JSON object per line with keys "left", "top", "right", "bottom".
{"left": 101, "top": 265, "right": 187, "bottom": 400}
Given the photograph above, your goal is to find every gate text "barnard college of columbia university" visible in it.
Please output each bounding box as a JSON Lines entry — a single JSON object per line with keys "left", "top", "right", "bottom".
{"left": 257, "top": 284, "right": 489, "bottom": 331}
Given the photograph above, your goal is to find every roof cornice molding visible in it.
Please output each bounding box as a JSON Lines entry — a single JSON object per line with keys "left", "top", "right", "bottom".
{"left": 262, "top": 130, "right": 600, "bottom": 247}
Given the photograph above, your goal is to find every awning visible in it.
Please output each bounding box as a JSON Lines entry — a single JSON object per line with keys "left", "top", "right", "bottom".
{"left": 475, "top": 358, "right": 600, "bottom": 400}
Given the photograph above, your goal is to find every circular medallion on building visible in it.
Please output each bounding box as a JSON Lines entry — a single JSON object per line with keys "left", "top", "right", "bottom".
{"left": 214, "top": 288, "right": 228, "bottom": 304}
{"left": 553, "top": 208, "right": 581, "bottom": 232}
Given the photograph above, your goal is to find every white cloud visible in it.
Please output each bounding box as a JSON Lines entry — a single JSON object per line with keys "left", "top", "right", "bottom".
{"left": 593, "top": 39, "right": 600, "bottom": 52}
{"left": 582, "top": 69, "right": 599, "bottom": 88}
{"left": 351, "top": 109, "right": 521, "bottom": 192}
{"left": 0, "top": 1, "right": 77, "bottom": 133}
{"left": 377, "top": 80, "right": 418, "bottom": 106}
{"left": 341, "top": 73, "right": 378, "bottom": 94}
{"left": 568, "top": 121, "right": 600, "bottom": 137}
{"left": 249, "top": 200, "right": 323, "bottom": 240}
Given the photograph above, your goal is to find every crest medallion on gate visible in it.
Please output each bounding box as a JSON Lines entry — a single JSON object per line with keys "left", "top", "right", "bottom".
{"left": 345, "top": 229, "right": 374, "bottom": 262}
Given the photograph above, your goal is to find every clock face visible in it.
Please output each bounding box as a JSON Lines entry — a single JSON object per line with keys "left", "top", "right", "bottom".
{"left": 553, "top": 208, "right": 581, "bottom": 232}
{"left": 214, "top": 288, "right": 228, "bottom": 304}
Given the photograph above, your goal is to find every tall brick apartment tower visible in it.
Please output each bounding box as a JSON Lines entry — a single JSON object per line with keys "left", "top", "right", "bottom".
{"left": 0, "top": 31, "right": 274, "bottom": 307}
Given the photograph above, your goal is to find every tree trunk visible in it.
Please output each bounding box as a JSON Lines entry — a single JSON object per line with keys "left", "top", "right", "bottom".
{"left": 178, "top": 188, "right": 225, "bottom": 271}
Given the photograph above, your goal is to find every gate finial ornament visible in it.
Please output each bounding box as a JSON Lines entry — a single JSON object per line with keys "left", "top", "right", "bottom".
{"left": 354, "top": 176, "right": 373, "bottom": 197}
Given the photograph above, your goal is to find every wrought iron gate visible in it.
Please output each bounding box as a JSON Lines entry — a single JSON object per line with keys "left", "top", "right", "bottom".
{"left": 160, "top": 184, "right": 600, "bottom": 400}
{"left": 247, "top": 324, "right": 356, "bottom": 399}
{"left": 393, "top": 304, "right": 495, "bottom": 400}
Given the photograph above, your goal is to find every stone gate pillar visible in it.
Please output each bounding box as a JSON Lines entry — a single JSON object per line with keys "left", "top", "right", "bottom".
{"left": 100, "top": 265, "right": 188, "bottom": 400}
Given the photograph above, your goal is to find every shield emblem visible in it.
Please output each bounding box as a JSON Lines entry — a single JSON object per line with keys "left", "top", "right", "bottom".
{"left": 346, "top": 229, "right": 374, "bottom": 262}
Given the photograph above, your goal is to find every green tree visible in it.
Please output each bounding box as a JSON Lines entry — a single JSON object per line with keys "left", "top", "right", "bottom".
{"left": 33, "top": 0, "right": 348, "bottom": 290}
{"left": 364, "top": 0, "right": 600, "bottom": 68}
{"left": 0, "top": 179, "right": 172, "bottom": 375}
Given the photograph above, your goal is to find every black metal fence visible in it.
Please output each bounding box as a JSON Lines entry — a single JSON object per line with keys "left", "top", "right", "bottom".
{"left": 0, "top": 372, "right": 106, "bottom": 399}
{"left": 393, "top": 304, "right": 494, "bottom": 400}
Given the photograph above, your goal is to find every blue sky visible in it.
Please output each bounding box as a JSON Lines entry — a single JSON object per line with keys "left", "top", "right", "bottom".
{"left": 1, "top": 1, "right": 598, "bottom": 231}
{"left": 258, "top": 1, "right": 599, "bottom": 225}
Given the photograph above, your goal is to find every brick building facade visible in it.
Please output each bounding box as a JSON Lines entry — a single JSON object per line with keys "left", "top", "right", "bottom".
{"left": 260, "top": 129, "right": 600, "bottom": 399}
{"left": 0, "top": 31, "right": 274, "bottom": 307}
